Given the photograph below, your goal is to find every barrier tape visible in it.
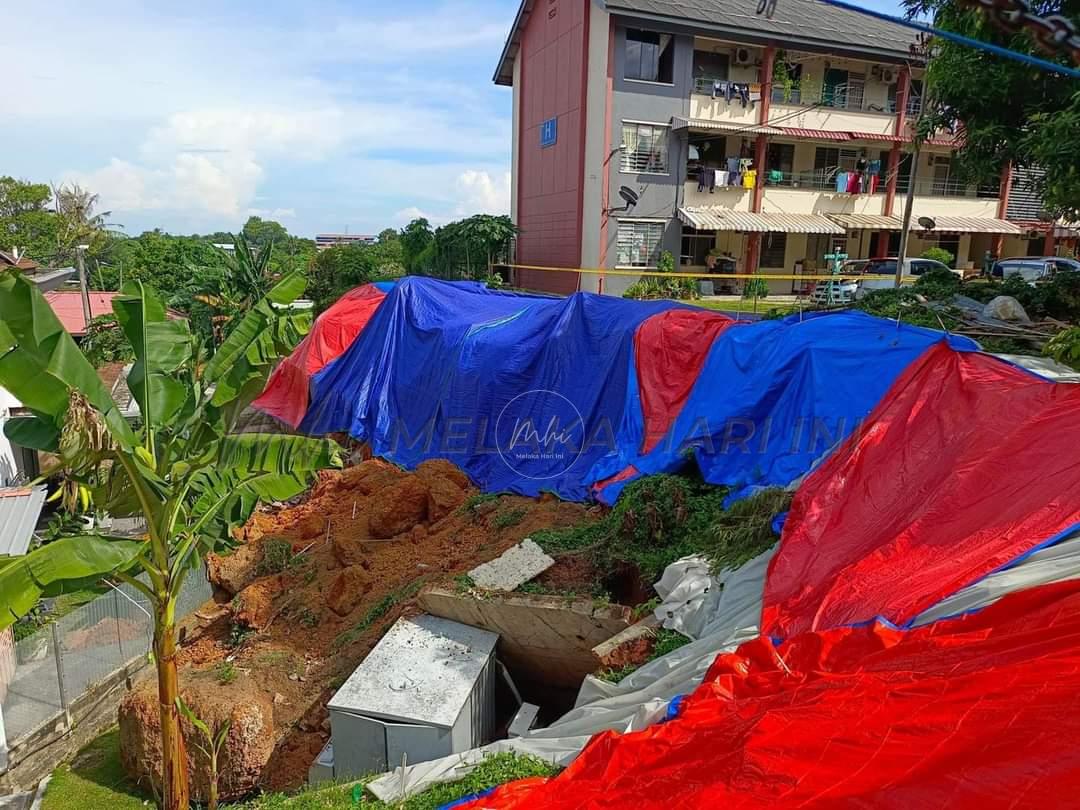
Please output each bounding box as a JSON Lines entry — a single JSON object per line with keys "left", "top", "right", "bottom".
{"left": 504, "top": 264, "right": 915, "bottom": 283}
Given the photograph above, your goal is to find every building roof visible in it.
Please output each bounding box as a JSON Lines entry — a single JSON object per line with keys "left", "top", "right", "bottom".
{"left": 494, "top": 0, "right": 919, "bottom": 85}
{"left": 0, "top": 486, "right": 47, "bottom": 557}
{"left": 43, "top": 291, "right": 122, "bottom": 336}
{"left": 0, "top": 249, "right": 40, "bottom": 272}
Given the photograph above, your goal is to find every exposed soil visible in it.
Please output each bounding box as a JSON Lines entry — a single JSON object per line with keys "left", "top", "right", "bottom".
{"left": 171, "top": 458, "right": 595, "bottom": 794}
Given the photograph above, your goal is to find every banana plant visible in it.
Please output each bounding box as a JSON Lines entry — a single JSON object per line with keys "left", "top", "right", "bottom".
{"left": 0, "top": 269, "right": 341, "bottom": 810}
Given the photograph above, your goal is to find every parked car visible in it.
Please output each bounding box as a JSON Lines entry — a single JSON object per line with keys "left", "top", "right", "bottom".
{"left": 812, "top": 257, "right": 954, "bottom": 304}
{"left": 991, "top": 256, "right": 1080, "bottom": 284}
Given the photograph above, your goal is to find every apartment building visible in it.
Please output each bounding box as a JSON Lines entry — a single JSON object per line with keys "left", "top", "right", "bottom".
{"left": 494, "top": 0, "right": 1048, "bottom": 295}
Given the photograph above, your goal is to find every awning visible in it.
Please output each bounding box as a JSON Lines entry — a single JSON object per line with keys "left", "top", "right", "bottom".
{"left": 847, "top": 131, "right": 904, "bottom": 143}
{"left": 921, "top": 216, "right": 1022, "bottom": 234}
{"left": 671, "top": 116, "right": 782, "bottom": 136}
{"left": 0, "top": 486, "right": 47, "bottom": 557}
{"left": 779, "top": 127, "right": 851, "bottom": 141}
{"left": 828, "top": 214, "right": 904, "bottom": 230}
{"left": 679, "top": 208, "right": 846, "bottom": 234}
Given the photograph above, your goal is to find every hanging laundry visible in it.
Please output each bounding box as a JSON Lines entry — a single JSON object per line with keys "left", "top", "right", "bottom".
{"left": 736, "top": 84, "right": 750, "bottom": 107}
{"left": 712, "top": 80, "right": 725, "bottom": 100}
{"left": 768, "top": 169, "right": 784, "bottom": 184}
{"left": 836, "top": 171, "right": 849, "bottom": 193}
{"left": 727, "top": 157, "right": 741, "bottom": 176}
{"left": 714, "top": 169, "right": 727, "bottom": 189}
{"left": 868, "top": 159, "right": 882, "bottom": 176}
{"left": 742, "top": 169, "right": 757, "bottom": 189}
{"left": 749, "top": 83, "right": 762, "bottom": 104}
{"left": 868, "top": 174, "right": 880, "bottom": 193}
{"left": 846, "top": 172, "right": 861, "bottom": 194}
{"left": 856, "top": 157, "right": 868, "bottom": 173}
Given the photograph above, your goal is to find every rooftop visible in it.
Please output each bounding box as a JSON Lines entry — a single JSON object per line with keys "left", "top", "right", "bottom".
{"left": 494, "top": 0, "right": 919, "bottom": 85}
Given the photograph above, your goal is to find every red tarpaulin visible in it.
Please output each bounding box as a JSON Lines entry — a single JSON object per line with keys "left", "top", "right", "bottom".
{"left": 763, "top": 343, "right": 1080, "bottom": 639}
{"left": 253, "top": 284, "right": 386, "bottom": 427}
{"left": 633, "top": 308, "right": 734, "bottom": 453}
{"left": 467, "top": 577, "right": 1080, "bottom": 809}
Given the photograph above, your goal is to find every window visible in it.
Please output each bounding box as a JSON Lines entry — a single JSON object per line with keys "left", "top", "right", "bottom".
{"left": 907, "top": 79, "right": 924, "bottom": 116}
{"left": 823, "top": 69, "right": 865, "bottom": 110}
{"left": 625, "top": 29, "right": 674, "bottom": 83}
{"left": 621, "top": 123, "right": 669, "bottom": 174}
{"left": 617, "top": 220, "right": 665, "bottom": 267}
{"left": 760, "top": 233, "right": 788, "bottom": 268}
{"left": 766, "top": 143, "right": 795, "bottom": 182}
{"left": 681, "top": 228, "right": 715, "bottom": 266}
{"left": 692, "top": 49, "right": 728, "bottom": 94}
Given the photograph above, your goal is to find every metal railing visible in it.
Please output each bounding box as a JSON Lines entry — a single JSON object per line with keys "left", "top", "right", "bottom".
{"left": 761, "top": 168, "right": 886, "bottom": 192}
{"left": 0, "top": 570, "right": 213, "bottom": 754}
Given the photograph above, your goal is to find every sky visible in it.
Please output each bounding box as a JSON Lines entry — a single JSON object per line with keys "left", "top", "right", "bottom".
{"left": 1, "top": 0, "right": 907, "bottom": 239}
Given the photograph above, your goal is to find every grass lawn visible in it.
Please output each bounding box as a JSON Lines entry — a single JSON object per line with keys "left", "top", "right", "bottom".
{"left": 43, "top": 727, "right": 557, "bottom": 810}
{"left": 691, "top": 298, "right": 801, "bottom": 315}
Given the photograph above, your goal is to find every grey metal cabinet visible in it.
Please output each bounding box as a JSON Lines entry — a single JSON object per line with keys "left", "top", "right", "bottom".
{"left": 326, "top": 615, "right": 499, "bottom": 781}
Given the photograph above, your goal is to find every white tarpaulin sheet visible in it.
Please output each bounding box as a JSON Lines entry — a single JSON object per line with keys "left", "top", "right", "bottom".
{"left": 366, "top": 547, "right": 775, "bottom": 801}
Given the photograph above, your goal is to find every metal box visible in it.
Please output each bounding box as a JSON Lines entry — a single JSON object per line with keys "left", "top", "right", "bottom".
{"left": 326, "top": 614, "right": 499, "bottom": 780}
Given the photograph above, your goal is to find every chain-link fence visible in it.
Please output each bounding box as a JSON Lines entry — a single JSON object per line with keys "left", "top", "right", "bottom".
{"left": 0, "top": 570, "right": 213, "bottom": 752}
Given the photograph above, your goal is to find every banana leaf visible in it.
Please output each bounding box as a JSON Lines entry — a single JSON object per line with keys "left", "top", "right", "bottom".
{"left": 0, "top": 273, "right": 136, "bottom": 449}
{"left": 113, "top": 282, "right": 195, "bottom": 430}
{"left": 0, "top": 536, "right": 146, "bottom": 630}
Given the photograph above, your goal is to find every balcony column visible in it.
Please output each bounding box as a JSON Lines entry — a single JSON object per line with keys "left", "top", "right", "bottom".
{"left": 883, "top": 67, "right": 911, "bottom": 220}
{"left": 993, "top": 161, "right": 1014, "bottom": 257}
{"left": 747, "top": 46, "right": 776, "bottom": 275}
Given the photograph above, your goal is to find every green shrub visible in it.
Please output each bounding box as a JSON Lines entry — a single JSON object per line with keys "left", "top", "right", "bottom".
{"left": 214, "top": 661, "right": 237, "bottom": 685}
{"left": 920, "top": 246, "right": 955, "bottom": 267}
{"left": 256, "top": 537, "right": 296, "bottom": 576}
{"left": 742, "top": 275, "right": 770, "bottom": 300}
{"left": 493, "top": 507, "right": 526, "bottom": 529}
{"left": 913, "top": 267, "right": 961, "bottom": 301}
{"left": 1046, "top": 326, "right": 1080, "bottom": 370}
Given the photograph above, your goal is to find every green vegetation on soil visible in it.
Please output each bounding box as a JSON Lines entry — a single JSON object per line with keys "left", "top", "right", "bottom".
{"left": 43, "top": 730, "right": 556, "bottom": 810}
{"left": 531, "top": 474, "right": 790, "bottom": 583}
{"left": 596, "top": 628, "right": 693, "bottom": 684}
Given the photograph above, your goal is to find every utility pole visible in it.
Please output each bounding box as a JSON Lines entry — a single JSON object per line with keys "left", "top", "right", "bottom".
{"left": 894, "top": 141, "right": 921, "bottom": 290}
{"left": 895, "top": 38, "right": 933, "bottom": 290}
{"left": 75, "top": 245, "right": 92, "bottom": 327}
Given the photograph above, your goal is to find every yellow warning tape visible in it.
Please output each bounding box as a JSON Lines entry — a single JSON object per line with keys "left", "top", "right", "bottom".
{"left": 504, "top": 264, "right": 913, "bottom": 283}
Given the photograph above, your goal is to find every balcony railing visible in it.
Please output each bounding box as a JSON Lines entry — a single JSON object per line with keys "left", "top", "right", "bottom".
{"left": 897, "top": 178, "right": 1001, "bottom": 198}
{"left": 763, "top": 168, "right": 887, "bottom": 192}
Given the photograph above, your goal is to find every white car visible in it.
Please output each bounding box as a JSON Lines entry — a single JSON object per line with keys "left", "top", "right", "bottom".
{"left": 812, "top": 257, "right": 955, "bottom": 304}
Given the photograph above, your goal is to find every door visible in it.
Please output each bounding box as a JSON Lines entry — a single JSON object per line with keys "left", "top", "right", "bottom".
{"left": 385, "top": 720, "right": 452, "bottom": 769}
{"left": 332, "top": 712, "right": 388, "bottom": 779}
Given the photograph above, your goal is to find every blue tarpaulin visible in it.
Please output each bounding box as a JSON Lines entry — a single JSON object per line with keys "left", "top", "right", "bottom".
{"left": 298, "top": 278, "right": 977, "bottom": 503}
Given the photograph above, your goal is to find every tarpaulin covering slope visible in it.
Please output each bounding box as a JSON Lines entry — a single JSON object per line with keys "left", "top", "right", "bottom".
{"left": 763, "top": 342, "right": 1080, "bottom": 639}
{"left": 253, "top": 283, "right": 387, "bottom": 427}
{"left": 464, "top": 578, "right": 1080, "bottom": 809}
{"left": 301, "top": 277, "right": 680, "bottom": 499}
{"left": 594, "top": 311, "right": 977, "bottom": 504}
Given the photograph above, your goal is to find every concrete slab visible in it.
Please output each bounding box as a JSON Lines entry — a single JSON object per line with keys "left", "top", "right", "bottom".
{"left": 419, "top": 587, "right": 632, "bottom": 689}
{"left": 468, "top": 539, "right": 555, "bottom": 591}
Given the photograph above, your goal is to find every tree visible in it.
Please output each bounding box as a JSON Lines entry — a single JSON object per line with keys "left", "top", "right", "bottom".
{"left": 82, "top": 314, "right": 135, "bottom": 368}
{"left": 0, "top": 270, "right": 340, "bottom": 810}
{"left": 377, "top": 227, "right": 399, "bottom": 244}
{"left": 431, "top": 214, "right": 516, "bottom": 280}
{"left": 52, "top": 183, "right": 116, "bottom": 264}
{"left": 904, "top": 0, "right": 1080, "bottom": 218}
{"left": 0, "top": 177, "right": 59, "bottom": 263}
{"left": 241, "top": 216, "right": 289, "bottom": 250}
{"left": 308, "top": 241, "right": 404, "bottom": 311}
{"left": 400, "top": 217, "right": 435, "bottom": 273}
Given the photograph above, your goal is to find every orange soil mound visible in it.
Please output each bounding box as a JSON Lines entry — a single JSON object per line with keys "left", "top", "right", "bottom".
{"left": 173, "top": 457, "right": 594, "bottom": 793}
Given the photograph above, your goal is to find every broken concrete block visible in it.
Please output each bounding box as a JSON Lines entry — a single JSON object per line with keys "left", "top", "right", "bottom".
{"left": 508, "top": 703, "right": 541, "bottom": 737}
{"left": 468, "top": 538, "right": 554, "bottom": 591}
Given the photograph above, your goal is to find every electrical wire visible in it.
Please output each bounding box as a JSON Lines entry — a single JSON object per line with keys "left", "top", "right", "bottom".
{"left": 817, "top": 0, "right": 1080, "bottom": 78}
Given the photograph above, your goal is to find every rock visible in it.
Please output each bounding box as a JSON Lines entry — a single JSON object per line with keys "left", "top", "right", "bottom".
{"left": 410, "top": 525, "right": 428, "bottom": 544}
{"left": 207, "top": 543, "right": 262, "bottom": 597}
{"left": 331, "top": 514, "right": 370, "bottom": 567}
{"left": 232, "top": 576, "right": 280, "bottom": 629}
{"left": 415, "top": 458, "right": 472, "bottom": 491}
{"left": 273, "top": 692, "right": 288, "bottom": 706}
{"left": 118, "top": 674, "right": 274, "bottom": 803}
{"left": 298, "top": 690, "right": 332, "bottom": 732}
{"left": 326, "top": 565, "right": 372, "bottom": 616}
{"left": 426, "top": 477, "right": 468, "bottom": 523}
{"left": 368, "top": 477, "right": 429, "bottom": 538}
{"left": 982, "top": 295, "right": 1031, "bottom": 323}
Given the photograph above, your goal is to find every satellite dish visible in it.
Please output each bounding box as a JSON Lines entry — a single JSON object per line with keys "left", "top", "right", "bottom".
{"left": 917, "top": 216, "right": 936, "bottom": 231}
{"left": 618, "top": 186, "right": 639, "bottom": 209}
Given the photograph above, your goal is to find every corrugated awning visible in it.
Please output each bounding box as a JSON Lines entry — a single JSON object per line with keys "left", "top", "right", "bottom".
{"left": 828, "top": 214, "right": 904, "bottom": 230}
{"left": 0, "top": 486, "right": 47, "bottom": 557}
{"left": 679, "top": 208, "right": 846, "bottom": 234}
{"left": 779, "top": 127, "right": 851, "bottom": 141}
{"left": 672, "top": 116, "right": 782, "bottom": 135}
{"left": 847, "top": 131, "right": 903, "bottom": 143}
{"left": 923, "top": 216, "right": 1022, "bottom": 234}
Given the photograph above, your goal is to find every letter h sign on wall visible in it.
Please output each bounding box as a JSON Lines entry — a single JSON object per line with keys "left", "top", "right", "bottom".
{"left": 540, "top": 117, "right": 558, "bottom": 148}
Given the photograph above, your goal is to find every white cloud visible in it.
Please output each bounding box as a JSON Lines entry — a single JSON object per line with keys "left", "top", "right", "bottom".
{"left": 247, "top": 207, "right": 296, "bottom": 219}
{"left": 454, "top": 170, "right": 511, "bottom": 216}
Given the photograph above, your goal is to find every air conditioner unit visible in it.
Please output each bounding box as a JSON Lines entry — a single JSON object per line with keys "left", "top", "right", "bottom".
{"left": 733, "top": 47, "right": 754, "bottom": 66}
{"left": 880, "top": 67, "right": 898, "bottom": 84}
